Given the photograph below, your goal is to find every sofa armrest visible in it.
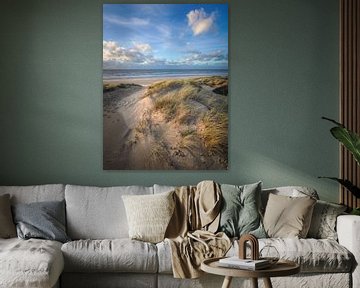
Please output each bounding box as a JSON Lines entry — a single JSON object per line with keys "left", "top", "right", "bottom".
{"left": 337, "top": 215, "right": 360, "bottom": 288}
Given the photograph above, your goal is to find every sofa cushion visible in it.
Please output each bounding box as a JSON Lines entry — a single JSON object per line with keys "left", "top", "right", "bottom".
{"left": 0, "top": 184, "right": 65, "bottom": 204}
{"left": 158, "top": 237, "right": 353, "bottom": 274}
{"left": 0, "top": 238, "right": 64, "bottom": 288}
{"left": 12, "top": 200, "right": 70, "bottom": 243}
{"left": 307, "top": 200, "right": 347, "bottom": 240}
{"left": 218, "top": 182, "right": 266, "bottom": 238}
{"left": 0, "top": 194, "right": 16, "bottom": 238}
{"left": 65, "top": 185, "right": 153, "bottom": 239}
{"left": 122, "top": 191, "right": 175, "bottom": 243}
{"left": 263, "top": 194, "right": 316, "bottom": 238}
{"left": 61, "top": 239, "right": 158, "bottom": 273}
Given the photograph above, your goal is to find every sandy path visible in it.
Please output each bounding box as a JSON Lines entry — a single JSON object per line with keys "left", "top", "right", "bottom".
{"left": 103, "top": 86, "right": 152, "bottom": 169}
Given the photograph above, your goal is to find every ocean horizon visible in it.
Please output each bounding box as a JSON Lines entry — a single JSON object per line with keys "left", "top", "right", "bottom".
{"left": 103, "top": 68, "right": 228, "bottom": 80}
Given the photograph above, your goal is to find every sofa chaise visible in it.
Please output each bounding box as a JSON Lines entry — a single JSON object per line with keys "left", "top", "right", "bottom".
{"left": 0, "top": 183, "right": 359, "bottom": 288}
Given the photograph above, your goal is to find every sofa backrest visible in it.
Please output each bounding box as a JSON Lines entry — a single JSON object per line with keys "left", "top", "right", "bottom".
{"left": 65, "top": 184, "right": 154, "bottom": 240}
{"left": 0, "top": 184, "right": 65, "bottom": 204}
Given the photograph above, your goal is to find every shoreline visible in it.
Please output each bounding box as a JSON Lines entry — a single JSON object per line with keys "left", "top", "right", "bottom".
{"left": 103, "top": 74, "right": 227, "bottom": 86}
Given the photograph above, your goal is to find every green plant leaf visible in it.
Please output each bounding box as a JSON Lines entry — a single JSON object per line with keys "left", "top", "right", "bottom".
{"left": 330, "top": 127, "right": 360, "bottom": 165}
{"left": 318, "top": 177, "right": 360, "bottom": 198}
{"left": 322, "top": 117, "right": 360, "bottom": 165}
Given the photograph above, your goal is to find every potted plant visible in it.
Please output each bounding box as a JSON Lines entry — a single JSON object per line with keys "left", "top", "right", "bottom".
{"left": 320, "top": 117, "right": 360, "bottom": 215}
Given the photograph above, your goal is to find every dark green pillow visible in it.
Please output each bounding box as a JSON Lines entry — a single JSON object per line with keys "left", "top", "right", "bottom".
{"left": 12, "top": 200, "right": 70, "bottom": 243}
{"left": 218, "top": 182, "right": 266, "bottom": 238}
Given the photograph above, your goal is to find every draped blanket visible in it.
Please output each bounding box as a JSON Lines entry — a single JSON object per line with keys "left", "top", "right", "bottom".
{"left": 165, "top": 181, "right": 231, "bottom": 278}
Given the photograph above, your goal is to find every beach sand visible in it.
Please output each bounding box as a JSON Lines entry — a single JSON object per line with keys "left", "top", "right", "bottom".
{"left": 103, "top": 76, "right": 228, "bottom": 170}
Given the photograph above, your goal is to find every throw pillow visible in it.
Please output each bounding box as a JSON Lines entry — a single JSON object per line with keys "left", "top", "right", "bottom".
{"left": 263, "top": 193, "right": 316, "bottom": 238}
{"left": 307, "top": 200, "right": 347, "bottom": 240}
{"left": 122, "top": 191, "right": 175, "bottom": 243}
{"left": 0, "top": 194, "right": 17, "bottom": 238}
{"left": 218, "top": 182, "right": 266, "bottom": 238}
{"left": 12, "top": 200, "right": 70, "bottom": 243}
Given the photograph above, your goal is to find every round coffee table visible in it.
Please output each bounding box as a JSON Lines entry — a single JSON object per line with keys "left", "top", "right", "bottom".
{"left": 201, "top": 257, "right": 300, "bottom": 288}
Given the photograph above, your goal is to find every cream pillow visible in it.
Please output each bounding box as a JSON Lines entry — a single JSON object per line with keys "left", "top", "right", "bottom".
{"left": 122, "top": 191, "right": 175, "bottom": 243}
{"left": 263, "top": 193, "right": 316, "bottom": 238}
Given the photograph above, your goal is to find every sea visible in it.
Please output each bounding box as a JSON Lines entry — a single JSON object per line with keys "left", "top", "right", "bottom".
{"left": 103, "top": 69, "right": 228, "bottom": 80}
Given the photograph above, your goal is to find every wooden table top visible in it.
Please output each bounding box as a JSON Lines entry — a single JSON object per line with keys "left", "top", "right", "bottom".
{"left": 201, "top": 257, "right": 300, "bottom": 278}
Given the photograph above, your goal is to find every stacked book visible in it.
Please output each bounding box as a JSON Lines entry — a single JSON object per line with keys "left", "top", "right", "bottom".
{"left": 218, "top": 257, "right": 271, "bottom": 270}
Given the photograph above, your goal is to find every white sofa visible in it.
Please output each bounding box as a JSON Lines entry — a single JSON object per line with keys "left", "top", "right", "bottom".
{"left": 0, "top": 184, "right": 359, "bottom": 288}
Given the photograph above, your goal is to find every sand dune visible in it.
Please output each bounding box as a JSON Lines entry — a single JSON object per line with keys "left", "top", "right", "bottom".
{"left": 103, "top": 76, "right": 228, "bottom": 170}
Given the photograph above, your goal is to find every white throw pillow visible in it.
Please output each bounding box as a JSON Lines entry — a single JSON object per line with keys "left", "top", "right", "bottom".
{"left": 122, "top": 191, "right": 175, "bottom": 243}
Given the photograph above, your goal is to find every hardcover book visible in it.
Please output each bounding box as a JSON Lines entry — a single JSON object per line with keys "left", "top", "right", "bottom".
{"left": 218, "top": 257, "right": 271, "bottom": 270}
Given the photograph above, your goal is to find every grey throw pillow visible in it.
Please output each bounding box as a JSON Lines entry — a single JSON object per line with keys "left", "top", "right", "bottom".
{"left": 218, "top": 182, "right": 266, "bottom": 238}
{"left": 307, "top": 200, "right": 347, "bottom": 240}
{"left": 0, "top": 194, "right": 16, "bottom": 238}
{"left": 12, "top": 200, "right": 70, "bottom": 243}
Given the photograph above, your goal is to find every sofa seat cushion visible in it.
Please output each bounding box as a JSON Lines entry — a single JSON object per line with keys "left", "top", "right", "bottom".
{"left": 61, "top": 239, "right": 158, "bottom": 273}
{"left": 0, "top": 238, "right": 64, "bottom": 288}
{"left": 231, "top": 238, "right": 353, "bottom": 273}
{"left": 157, "top": 238, "right": 353, "bottom": 274}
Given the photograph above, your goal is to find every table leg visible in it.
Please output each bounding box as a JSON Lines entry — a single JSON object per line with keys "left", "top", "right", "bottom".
{"left": 221, "top": 276, "right": 233, "bottom": 288}
{"left": 263, "top": 277, "right": 273, "bottom": 288}
{"left": 251, "top": 278, "right": 258, "bottom": 288}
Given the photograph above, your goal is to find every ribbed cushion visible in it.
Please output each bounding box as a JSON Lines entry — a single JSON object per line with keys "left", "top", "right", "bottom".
{"left": 62, "top": 239, "right": 158, "bottom": 273}
{"left": 65, "top": 185, "right": 153, "bottom": 239}
{"left": 0, "top": 238, "right": 63, "bottom": 288}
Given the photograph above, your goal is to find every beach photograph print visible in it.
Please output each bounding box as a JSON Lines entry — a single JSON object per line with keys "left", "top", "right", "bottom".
{"left": 103, "top": 4, "right": 228, "bottom": 170}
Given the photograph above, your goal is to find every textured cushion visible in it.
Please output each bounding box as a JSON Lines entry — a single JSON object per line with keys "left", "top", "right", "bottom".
{"left": 65, "top": 185, "right": 153, "bottom": 239}
{"left": 158, "top": 237, "right": 353, "bottom": 274}
{"left": 0, "top": 238, "right": 64, "bottom": 288}
{"left": 0, "top": 194, "right": 16, "bottom": 238}
{"left": 61, "top": 239, "right": 158, "bottom": 273}
{"left": 218, "top": 182, "right": 266, "bottom": 238}
{"left": 263, "top": 193, "right": 316, "bottom": 238}
{"left": 307, "top": 200, "right": 347, "bottom": 240}
{"left": 122, "top": 191, "right": 175, "bottom": 243}
{"left": 0, "top": 184, "right": 65, "bottom": 204}
{"left": 12, "top": 200, "right": 70, "bottom": 243}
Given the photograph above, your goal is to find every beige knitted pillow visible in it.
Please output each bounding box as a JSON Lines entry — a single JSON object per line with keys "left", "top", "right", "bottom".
{"left": 263, "top": 193, "right": 316, "bottom": 238}
{"left": 122, "top": 191, "right": 175, "bottom": 243}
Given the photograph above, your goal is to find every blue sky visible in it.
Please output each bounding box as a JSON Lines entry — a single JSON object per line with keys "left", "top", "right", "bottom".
{"left": 103, "top": 4, "right": 228, "bottom": 69}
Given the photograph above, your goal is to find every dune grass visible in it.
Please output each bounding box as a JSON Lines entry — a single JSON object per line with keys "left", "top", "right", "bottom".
{"left": 103, "top": 83, "right": 141, "bottom": 93}
{"left": 198, "top": 109, "right": 228, "bottom": 155}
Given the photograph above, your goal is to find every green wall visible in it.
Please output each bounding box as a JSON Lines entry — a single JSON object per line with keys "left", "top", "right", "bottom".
{"left": 0, "top": 0, "right": 340, "bottom": 202}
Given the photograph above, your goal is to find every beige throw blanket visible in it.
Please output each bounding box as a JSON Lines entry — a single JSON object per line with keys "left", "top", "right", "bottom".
{"left": 165, "top": 180, "right": 231, "bottom": 279}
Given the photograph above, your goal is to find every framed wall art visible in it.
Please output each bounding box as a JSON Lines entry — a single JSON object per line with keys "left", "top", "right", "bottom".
{"left": 103, "top": 4, "right": 228, "bottom": 170}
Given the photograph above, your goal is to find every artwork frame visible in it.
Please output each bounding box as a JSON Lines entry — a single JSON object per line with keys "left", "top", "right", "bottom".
{"left": 103, "top": 4, "right": 229, "bottom": 170}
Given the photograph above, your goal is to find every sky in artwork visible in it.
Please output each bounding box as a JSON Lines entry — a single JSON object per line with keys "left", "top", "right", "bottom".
{"left": 103, "top": 4, "right": 228, "bottom": 69}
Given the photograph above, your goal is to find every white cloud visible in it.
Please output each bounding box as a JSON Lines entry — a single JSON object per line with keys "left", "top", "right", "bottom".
{"left": 104, "top": 15, "right": 149, "bottom": 27}
{"left": 103, "top": 41, "right": 162, "bottom": 68}
{"left": 132, "top": 42, "right": 152, "bottom": 53}
{"left": 187, "top": 8, "right": 215, "bottom": 36}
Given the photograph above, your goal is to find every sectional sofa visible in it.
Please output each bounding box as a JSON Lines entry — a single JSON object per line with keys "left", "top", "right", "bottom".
{"left": 0, "top": 183, "right": 359, "bottom": 288}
